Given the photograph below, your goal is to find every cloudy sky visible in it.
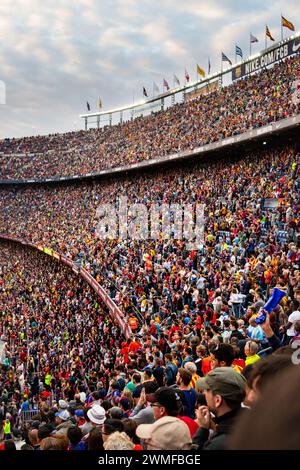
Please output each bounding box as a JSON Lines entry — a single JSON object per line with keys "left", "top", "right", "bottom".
{"left": 0, "top": 0, "right": 299, "bottom": 138}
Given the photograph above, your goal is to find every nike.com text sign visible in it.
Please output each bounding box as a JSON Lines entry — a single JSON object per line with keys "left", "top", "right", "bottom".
{"left": 232, "top": 36, "right": 300, "bottom": 80}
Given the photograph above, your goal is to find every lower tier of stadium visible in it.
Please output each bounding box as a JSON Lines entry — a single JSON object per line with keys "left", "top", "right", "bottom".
{"left": 0, "top": 135, "right": 299, "bottom": 450}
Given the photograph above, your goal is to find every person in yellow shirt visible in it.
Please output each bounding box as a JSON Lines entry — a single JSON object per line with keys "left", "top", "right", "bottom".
{"left": 3, "top": 418, "right": 11, "bottom": 437}
{"left": 140, "top": 295, "right": 147, "bottom": 314}
{"left": 44, "top": 372, "right": 52, "bottom": 391}
{"left": 244, "top": 341, "right": 261, "bottom": 367}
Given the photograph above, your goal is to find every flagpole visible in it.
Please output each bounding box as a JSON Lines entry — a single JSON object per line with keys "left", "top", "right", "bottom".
{"left": 220, "top": 56, "right": 223, "bottom": 86}
{"left": 281, "top": 13, "right": 283, "bottom": 40}
{"left": 250, "top": 35, "right": 252, "bottom": 57}
{"left": 265, "top": 26, "right": 267, "bottom": 50}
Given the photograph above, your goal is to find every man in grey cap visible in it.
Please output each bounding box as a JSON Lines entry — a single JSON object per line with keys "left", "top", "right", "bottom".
{"left": 54, "top": 409, "right": 73, "bottom": 436}
{"left": 193, "top": 367, "right": 247, "bottom": 450}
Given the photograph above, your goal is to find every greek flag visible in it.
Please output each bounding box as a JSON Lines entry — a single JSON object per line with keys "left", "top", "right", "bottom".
{"left": 235, "top": 45, "right": 243, "bottom": 58}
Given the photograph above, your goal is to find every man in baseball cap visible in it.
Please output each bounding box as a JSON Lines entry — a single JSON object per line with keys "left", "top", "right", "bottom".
{"left": 136, "top": 416, "right": 193, "bottom": 450}
{"left": 147, "top": 386, "right": 199, "bottom": 438}
{"left": 148, "top": 386, "right": 182, "bottom": 421}
{"left": 193, "top": 367, "right": 247, "bottom": 450}
{"left": 55, "top": 409, "right": 70, "bottom": 422}
{"left": 54, "top": 409, "right": 73, "bottom": 436}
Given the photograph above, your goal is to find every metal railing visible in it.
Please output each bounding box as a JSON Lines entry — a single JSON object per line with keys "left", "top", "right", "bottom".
{"left": 20, "top": 409, "right": 39, "bottom": 422}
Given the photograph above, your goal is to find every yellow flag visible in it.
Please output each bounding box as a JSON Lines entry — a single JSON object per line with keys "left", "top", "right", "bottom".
{"left": 197, "top": 64, "right": 205, "bottom": 78}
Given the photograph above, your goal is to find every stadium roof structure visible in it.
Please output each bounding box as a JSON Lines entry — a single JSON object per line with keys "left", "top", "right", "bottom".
{"left": 80, "top": 30, "right": 300, "bottom": 130}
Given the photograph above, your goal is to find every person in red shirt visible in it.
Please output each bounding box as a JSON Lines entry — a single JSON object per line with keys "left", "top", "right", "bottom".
{"left": 128, "top": 338, "right": 140, "bottom": 354}
{"left": 178, "top": 415, "right": 199, "bottom": 438}
{"left": 201, "top": 356, "right": 212, "bottom": 376}
{"left": 121, "top": 342, "right": 129, "bottom": 364}
{"left": 195, "top": 314, "right": 202, "bottom": 337}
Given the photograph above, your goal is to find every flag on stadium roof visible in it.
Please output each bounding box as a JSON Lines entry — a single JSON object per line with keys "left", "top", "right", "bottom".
{"left": 250, "top": 33, "right": 259, "bottom": 43}
{"left": 235, "top": 45, "right": 243, "bottom": 59}
{"left": 266, "top": 25, "right": 275, "bottom": 41}
{"left": 221, "top": 52, "right": 232, "bottom": 65}
{"left": 174, "top": 74, "right": 180, "bottom": 86}
{"left": 143, "top": 86, "right": 148, "bottom": 98}
{"left": 185, "top": 68, "right": 190, "bottom": 83}
{"left": 281, "top": 15, "right": 295, "bottom": 31}
{"left": 153, "top": 82, "right": 160, "bottom": 94}
{"left": 86, "top": 101, "right": 90, "bottom": 111}
{"left": 98, "top": 98, "right": 102, "bottom": 110}
{"left": 197, "top": 64, "right": 205, "bottom": 78}
{"left": 163, "top": 78, "right": 170, "bottom": 90}
{"left": 208, "top": 58, "right": 211, "bottom": 75}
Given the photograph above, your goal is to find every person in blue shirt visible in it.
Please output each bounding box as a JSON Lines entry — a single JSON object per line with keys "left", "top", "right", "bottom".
{"left": 247, "top": 316, "right": 266, "bottom": 342}
{"left": 21, "top": 398, "right": 30, "bottom": 412}
{"left": 165, "top": 354, "right": 178, "bottom": 386}
{"left": 176, "top": 368, "right": 198, "bottom": 419}
{"left": 67, "top": 426, "right": 85, "bottom": 450}
{"left": 181, "top": 347, "right": 194, "bottom": 368}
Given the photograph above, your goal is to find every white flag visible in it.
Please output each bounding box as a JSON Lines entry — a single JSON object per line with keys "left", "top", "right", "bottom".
{"left": 153, "top": 82, "right": 160, "bottom": 94}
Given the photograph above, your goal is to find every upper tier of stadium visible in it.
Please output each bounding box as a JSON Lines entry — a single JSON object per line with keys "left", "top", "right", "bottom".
{"left": 0, "top": 55, "right": 299, "bottom": 182}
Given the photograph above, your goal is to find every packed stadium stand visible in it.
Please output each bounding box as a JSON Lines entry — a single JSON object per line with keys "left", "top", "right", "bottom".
{"left": 0, "top": 53, "right": 299, "bottom": 451}
{"left": 0, "top": 56, "right": 299, "bottom": 181}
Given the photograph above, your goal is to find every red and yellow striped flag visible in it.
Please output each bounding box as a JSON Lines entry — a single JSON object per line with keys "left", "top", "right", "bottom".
{"left": 266, "top": 25, "right": 275, "bottom": 41}
{"left": 281, "top": 15, "right": 295, "bottom": 31}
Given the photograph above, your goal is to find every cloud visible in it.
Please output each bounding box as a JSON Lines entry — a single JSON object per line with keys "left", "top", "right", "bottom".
{"left": 0, "top": 0, "right": 299, "bottom": 138}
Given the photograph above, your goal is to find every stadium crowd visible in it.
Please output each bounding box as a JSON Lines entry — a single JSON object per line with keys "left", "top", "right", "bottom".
{"left": 0, "top": 138, "right": 299, "bottom": 449}
{"left": 0, "top": 142, "right": 298, "bottom": 321}
{"left": 0, "top": 55, "right": 299, "bottom": 180}
{"left": 0, "top": 242, "right": 124, "bottom": 448}
{"left": 0, "top": 49, "right": 299, "bottom": 449}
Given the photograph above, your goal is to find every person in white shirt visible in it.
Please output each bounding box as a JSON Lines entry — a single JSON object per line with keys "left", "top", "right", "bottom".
{"left": 286, "top": 308, "right": 300, "bottom": 338}
{"left": 196, "top": 276, "right": 206, "bottom": 291}
{"left": 192, "top": 288, "right": 199, "bottom": 305}
{"left": 229, "top": 289, "right": 245, "bottom": 318}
